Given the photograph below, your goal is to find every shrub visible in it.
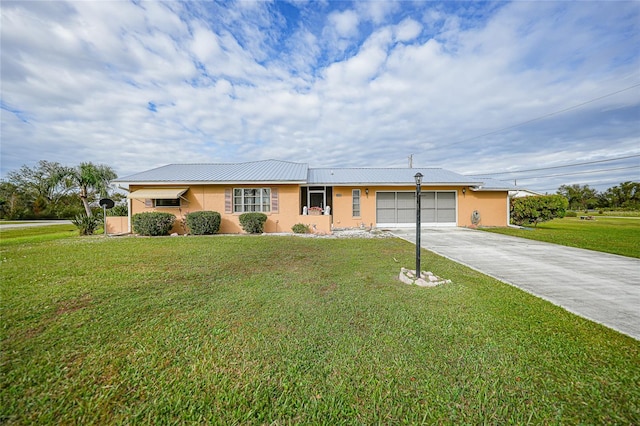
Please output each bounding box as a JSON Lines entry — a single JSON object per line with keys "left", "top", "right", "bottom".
{"left": 72, "top": 213, "right": 102, "bottom": 235}
{"left": 292, "top": 223, "right": 310, "bottom": 234}
{"left": 239, "top": 212, "right": 268, "bottom": 234}
{"left": 511, "top": 195, "right": 569, "bottom": 227}
{"left": 565, "top": 211, "right": 577, "bottom": 217}
{"left": 132, "top": 212, "right": 176, "bottom": 236}
{"left": 185, "top": 211, "right": 221, "bottom": 235}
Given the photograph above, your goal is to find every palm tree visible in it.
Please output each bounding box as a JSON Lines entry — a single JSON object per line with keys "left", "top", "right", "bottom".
{"left": 65, "top": 163, "right": 117, "bottom": 216}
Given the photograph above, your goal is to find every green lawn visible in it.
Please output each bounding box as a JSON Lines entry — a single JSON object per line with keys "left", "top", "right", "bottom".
{"left": 1, "top": 234, "right": 639, "bottom": 424}
{"left": 0, "top": 224, "right": 78, "bottom": 246}
{"left": 482, "top": 216, "right": 640, "bottom": 258}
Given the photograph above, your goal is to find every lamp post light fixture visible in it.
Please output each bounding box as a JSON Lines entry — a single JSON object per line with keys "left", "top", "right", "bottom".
{"left": 414, "top": 172, "right": 423, "bottom": 281}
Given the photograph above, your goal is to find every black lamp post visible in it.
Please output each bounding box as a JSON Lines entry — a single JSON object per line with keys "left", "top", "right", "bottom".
{"left": 414, "top": 172, "right": 423, "bottom": 280}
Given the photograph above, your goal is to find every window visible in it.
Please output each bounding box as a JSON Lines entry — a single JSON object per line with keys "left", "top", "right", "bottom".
{"left": 155, "top": 198, "right": 181, "bottom": 207}
{"left": 352, "top": 189, "right": 361, "bottom": 217}
{"left": 234, "top": 188, "right": 271, "bottom": 212}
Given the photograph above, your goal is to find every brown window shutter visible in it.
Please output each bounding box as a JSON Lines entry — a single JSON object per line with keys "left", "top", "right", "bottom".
{"left": 225, "top": 189, "right": 232, "bottom": 213}
{"left": 271, "top": 188, "right": 279, "bottom": 213}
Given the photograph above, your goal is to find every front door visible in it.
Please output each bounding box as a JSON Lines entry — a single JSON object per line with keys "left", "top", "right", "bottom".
{"left": 309, "top": 191, "right": 324, "bottom": 209}
{"left": 300, "top": 186, "right": 333, "bottom": 215}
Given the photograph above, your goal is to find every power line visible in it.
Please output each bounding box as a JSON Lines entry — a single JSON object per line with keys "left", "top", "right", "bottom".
{"left": 470, "top": 154, "right": 640, "bottom": 176}
{"left": 517, "top": 165, "right": 639, "bottom": 180}
{"left": 438, "top": 82, "right": 640, "bottom": 148}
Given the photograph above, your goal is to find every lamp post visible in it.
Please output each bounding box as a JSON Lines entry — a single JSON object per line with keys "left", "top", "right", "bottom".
{"left": 414, "top": 172, "right": 423, "bottom": 281}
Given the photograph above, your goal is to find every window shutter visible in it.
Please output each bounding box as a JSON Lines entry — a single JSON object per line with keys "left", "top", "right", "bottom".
{"left": 271, "top": 188, "right": 279, "bottom": 213}
{"left": 225, "top": 189, "right": 232, "bottom": 213}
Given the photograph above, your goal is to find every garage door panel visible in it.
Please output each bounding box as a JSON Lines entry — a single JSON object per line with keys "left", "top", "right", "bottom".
{"left": 423, "top": 208, "right": 436, "bottom": 222}
{"left": 422, "top": 192, "right": 436, "bottom": 208}
{"left": 377, "top": 208, "right": 396, "bottom": 223}
{"left": 438, "top": 192, "right": 455, "bottom": 208}
{"left": 396, "top": 192, "right": 414, "bottom": 208}
{"left": 397, "top": 208, "right": 415, "bottom": 223}
{"left": 437, "top": 209, "right": 456, "bottom": 222}
{"left": 376, "top": 192, "right": 395, "bottom": 208}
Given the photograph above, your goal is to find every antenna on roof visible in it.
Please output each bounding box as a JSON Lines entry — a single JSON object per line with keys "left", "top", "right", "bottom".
{"left": 408, "top": 154, "right": 413, "bottom": 169}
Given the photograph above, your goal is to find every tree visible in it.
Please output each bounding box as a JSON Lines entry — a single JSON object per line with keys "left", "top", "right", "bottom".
{"left": 511, "top": 195, "right": 568, "bottom": 227}
{"left": 64, "top": 163, "right": 117, "bottom": 216}
{"left": 0, "top": 181, "right": 30, "bottom": 219}
{"left": 4, "top": 160, "right": 69, "bottom": 217}
{"left": 600, "top": 181, "right": 640, "bottom": 209}
{"left": 557, "top": 184, "right": 598, "bottom": 210}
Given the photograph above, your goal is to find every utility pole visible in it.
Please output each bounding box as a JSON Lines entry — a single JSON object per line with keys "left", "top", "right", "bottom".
{"left": 408, "top": 154, "right": 413, "bottom": 168}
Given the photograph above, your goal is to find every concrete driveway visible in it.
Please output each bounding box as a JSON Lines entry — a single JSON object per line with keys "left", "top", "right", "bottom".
{"left": 391, "top": 227, "right": 640, "bottom": 340}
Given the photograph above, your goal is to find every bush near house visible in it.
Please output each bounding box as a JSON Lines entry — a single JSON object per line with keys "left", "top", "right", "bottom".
{"left": 511, "top": 195, "right": 568, "bottom": 227}
{"left": 292, "top": 223, "right": 310, "bottom": 234}
{"left": 239, "top": 212, "right": 268, "bottom": 234}
{"left": 185, "top": 211, "right": 221, "bottom": 235}
{"left": 132, "top": 212, "right": 176, "bottom": 236}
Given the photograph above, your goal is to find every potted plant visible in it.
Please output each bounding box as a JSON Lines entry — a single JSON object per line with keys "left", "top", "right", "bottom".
{"left": 308, "top": 206, "right": 323, "bottom": 215}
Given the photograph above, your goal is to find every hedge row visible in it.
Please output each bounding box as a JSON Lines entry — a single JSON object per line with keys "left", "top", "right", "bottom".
{"left": 132, "top": 211, "right": 266, "bottom": 235}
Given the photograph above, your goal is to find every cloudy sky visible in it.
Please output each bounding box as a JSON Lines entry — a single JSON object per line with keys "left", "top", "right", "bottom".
{"left": 1, "top": 0, "right": 638, "bottom": 193}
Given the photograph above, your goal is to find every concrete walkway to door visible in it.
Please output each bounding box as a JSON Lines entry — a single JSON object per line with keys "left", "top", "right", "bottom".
{"left": 391, "top": 227, "right": 640, "bottom": 340}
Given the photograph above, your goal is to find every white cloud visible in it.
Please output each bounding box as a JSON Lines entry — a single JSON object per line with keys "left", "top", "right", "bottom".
{"left": 356, "top": 1, "right": 399, "bottom": 25}
{"left": 394, "top": 18, "right": 422, "bottom": 43}
{"left": 190, "top": 23, "right": 223, "bottom": 64}
{"left": 327, "top": 9, "right": 359, "bottom": 38}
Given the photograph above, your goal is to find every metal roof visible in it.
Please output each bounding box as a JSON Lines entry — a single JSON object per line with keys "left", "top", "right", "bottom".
{"left": 468, "top": 176, "right": 519, "bottom": 191}
{"left": 115, "top": 161, "right": 512, "bottom": 190}
{"left": 115, "top": 160, "right": 309, "bottom": 183}
{"left": 307, "top": 168, "right": 483, "bottom": 186}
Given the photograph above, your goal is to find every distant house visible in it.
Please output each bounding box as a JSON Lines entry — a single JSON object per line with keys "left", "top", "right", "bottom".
{"left": 509, "top": 189, "right": 544, "bottom": 198}
{"left": 469, "top": 176, "right": 544, "bottom": 199}
{"left": 113, "top": 160, "right": 517, "bottom": 234}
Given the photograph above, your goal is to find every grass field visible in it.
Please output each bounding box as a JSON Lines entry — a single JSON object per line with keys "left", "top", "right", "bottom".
{"left": 482, "top": 216, "right": 640, "bottom": 258}
{"left": 1, "top": 229, "right": 638, "bottom": 424}
{"left": 591, "top": 210, "right": 640, "bottom": 217}
{"left": 0, "top": 224, "right": 78, "bottom": 247}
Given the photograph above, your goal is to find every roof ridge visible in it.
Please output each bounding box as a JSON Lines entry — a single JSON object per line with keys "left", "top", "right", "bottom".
{"left": 160, "top": 159, "right": 308, "bottom": 166}
{"left": 309, "top": 167, "right": 444, "bottom": 170}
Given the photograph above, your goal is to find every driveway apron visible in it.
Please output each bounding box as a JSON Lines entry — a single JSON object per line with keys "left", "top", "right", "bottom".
{"left": 391, "top": 227, "right": 640, "bottom": 340}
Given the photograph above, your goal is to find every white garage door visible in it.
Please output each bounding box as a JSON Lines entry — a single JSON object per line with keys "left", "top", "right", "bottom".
{"left": 376, "top": 191, "right": 456, "bottom": 227}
